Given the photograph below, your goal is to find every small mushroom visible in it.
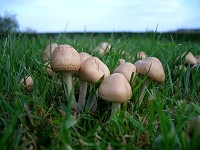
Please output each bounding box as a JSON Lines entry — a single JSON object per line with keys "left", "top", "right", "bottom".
{"left": 134, "top": 57, "right": 165, "bottom": 104}
{"left": 79, "top": 56, "right": 110, "bottom": 112}
{"left": 93, "top": 42, "right": 111, "bottom": 55}
{"left": 184, "top": 52, "right": 197, "bottom": 65}
{"left": 113, "top": 62, "right": 137, "bottom": 82}
{"left": 20, "top": 76, "right": 33, "bottom": 91}
{"left": 42, "top": 43, "right": 58, "bottom": 62}
{"left": 137, "top": 51, "right": 147, "bottom": 60}
{"left": 50, "top": 44, "right": 81, "bottom": 111}
{"left": 98, "top": 73, "right": 132, "bottom": 118}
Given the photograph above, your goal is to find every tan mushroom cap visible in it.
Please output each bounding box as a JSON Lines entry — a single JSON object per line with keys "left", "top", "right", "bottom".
{"left": 73, "top": 52, "right": 91, "bottom": 78}
{"left": 93, "top": 42, "right": 111, "bottom": 55}
{"left": 98, "top": 73, "right": 132, "bottom": 103}
{"left": 20, "top": 76, "right": 33, "bottom": 91}
{"left": 50, "top": 44, "right": 81, "bottom": 73}
{"left": 134, "top": 57, "right": 165, "bottom": 83}
{"left": 79, "top": 57, "right": 110, "bottom": 83}
{"left": 42, "top": 43, "right": 58, "bottom": 62}
{"left": 137, "top": 51, "right": 147, "bottom": 60}
{"left": 43, "top": 61, "right": 54, "bottom": 76}
{"left": 182, "top": 51, "right": 197, "bottom": 65}
{"left": 79, "top": 52, "right": 91, "bottom": 63}
{"left": 113, "top": 62, "right": 137, "bottom": 82}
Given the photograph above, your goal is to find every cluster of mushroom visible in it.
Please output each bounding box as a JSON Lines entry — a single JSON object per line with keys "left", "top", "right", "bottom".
{"left": 20, "top": 43, "right": 166, "bottom": 119}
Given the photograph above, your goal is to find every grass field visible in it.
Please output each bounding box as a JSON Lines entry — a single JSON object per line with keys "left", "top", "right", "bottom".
{"left": 0, "top": 32, "right": 199, "bottom": 149}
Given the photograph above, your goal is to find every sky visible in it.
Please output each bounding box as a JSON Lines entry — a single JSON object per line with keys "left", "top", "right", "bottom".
{"left": 0, "top": 0, "right": 200, "bottom": 33}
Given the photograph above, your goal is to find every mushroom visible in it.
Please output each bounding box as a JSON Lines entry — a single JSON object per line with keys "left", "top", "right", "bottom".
{"left": 176, "top": 51, "right": 197, "bottom": 66}
{"left": 134, "top": 57, "right": 165, "bottom": 104}
{"left": 113, "top": 62, "right": 137, "bottom": 82}
{"left": 42, "top": 43, "right": 58, "bottom": 62}
{"left": 98, "top": 73, "right": 132, "bottom": 118}
{"left": 93, "top": 42, "right": 111, "bottom": 55}
{"left": 50, "top": 44, "right": 81, "bottom": 111}
{"left": 137, "top": 51, "right": 147, "bottom": 60}
{"left": 79, "top": 56, "right": 110, "bottom": 112}
{"left": 20, "top": 76, "right": 34, "bottom": 91}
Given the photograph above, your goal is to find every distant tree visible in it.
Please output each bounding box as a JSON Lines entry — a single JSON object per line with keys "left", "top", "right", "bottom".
{"left": 0, "top": 12, "right": 19, "bottom": 33}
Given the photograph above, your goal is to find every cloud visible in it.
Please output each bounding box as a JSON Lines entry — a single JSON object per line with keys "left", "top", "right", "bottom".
{"left": 0, "top": 0, "right": 200, "bottom": 32}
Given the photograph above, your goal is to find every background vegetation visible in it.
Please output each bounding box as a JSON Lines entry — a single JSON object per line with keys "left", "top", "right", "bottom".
{"left": 0, "top": 31, "right": 199, "bottom": 149}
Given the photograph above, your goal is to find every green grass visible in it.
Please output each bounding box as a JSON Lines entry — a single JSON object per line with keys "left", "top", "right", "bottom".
{"left": 0, "top": 32, "right": 199, "bottom": 149}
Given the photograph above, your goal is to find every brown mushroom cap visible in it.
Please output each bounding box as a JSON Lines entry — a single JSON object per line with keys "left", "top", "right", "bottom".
{"left": 20, "top": 76, "right": 33, "bottom": 91}
{"left": 79, "top": 57, "right": 110, "bottom": 83}
{"left": 93, "top": 42, "right": 111, "bottom": 54}
{"left": 134, "top": 57, "right": 165, "bottom": 83}
{"left": 182, "top": 51, "right": 197, "bottom": 65}
{"left": 50, "top": 44, "right": 81, "bottom": 73}
{"left": 98, "top": 73, "right": 132, "bottom": 103}
{"left": 79, "top": 52, "right": 91, "bottom": 63}
{"left": 113, "top": 62, "right": 137, "bottom": 82}
{"left": 137, "top": 51, "right": 147, "bottom": 60}
{"left": 42, "top": 43, "right": 58, "bottom": 62}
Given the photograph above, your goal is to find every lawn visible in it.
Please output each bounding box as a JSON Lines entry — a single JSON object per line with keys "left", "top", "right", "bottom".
{"left": 0, "top": 32, "right": 199, "bottom": 149}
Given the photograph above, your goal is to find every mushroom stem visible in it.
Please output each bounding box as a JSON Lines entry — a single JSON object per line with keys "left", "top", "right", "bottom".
{"left": 89, "top": 83, "right": 98, "bottom": 112}
{"left": 78, "top": 81, "right": 88, "bottom": 111}
{"left": 62, "top": 72, "right": 78, "bottom": 110}
{"left": 111, "top": 102, "right": 121, "bottom": 118}
{"left": 138, "top": 79, "right": 150, "bottom": 106}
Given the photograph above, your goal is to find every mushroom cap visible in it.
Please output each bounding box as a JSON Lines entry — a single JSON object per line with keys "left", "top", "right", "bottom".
{"left": 93, "top": 42, "right": 111, "bottom": 54}
{"left": 98, "top": 73, "right": 132, "bottom": 103}
{"left": 50, "top": 44, "right": 81, "bottom": 73}
{"left": 73, "top": 52, "right": 91, "bottom": 78}
{"left": 79, "top": 52, "right": 91, "bottom": 63}
{"left": 134, "top": 57, "right": 165, "bottom": 83}
{"left": 182, "top": 51, "right": 197, "bottom": 65}
{"left": 20, "top": 76, "right": 33, "bottom": 91}
{"left": 113, "top": 62, "right": 137, "bottom": 82}
{"left": 43, "top": 61, "right": 54, "bottom": 76}
{"left": 42, "top": 43, "right": 58, "bottom": 62}
{"left": 79, "top": 57, "right": 110, "bottom": 83}
{"left": 137, "top": 51, "right": 147, "bottom": 60}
